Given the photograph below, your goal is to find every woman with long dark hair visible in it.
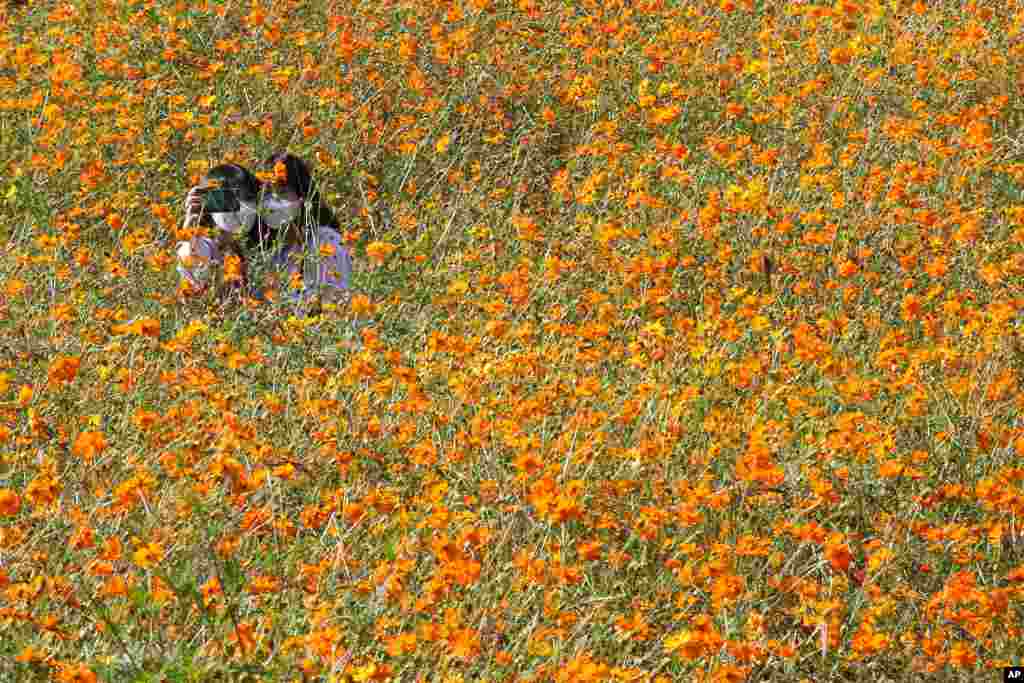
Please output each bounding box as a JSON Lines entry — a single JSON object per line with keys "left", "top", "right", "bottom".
{"left": 252, "top": 152, "right": 352, "bottom": 306}
{"left": 175, "top": 163, "right": 262, "bottom": 294}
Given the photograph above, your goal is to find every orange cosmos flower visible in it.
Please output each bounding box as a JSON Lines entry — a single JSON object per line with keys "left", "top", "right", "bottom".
{"left": 200, "top": 576, "right": 222, "bottom": 607}
{"left": 384, "top": 631, "right": 417, "bottom": 657}
{"left": 15, "top": 647, "right": 44, "bottom": 664}
{"left": 365, "top": 241, "right": 397, "bottom": 265}
{"left": 70, "top": 525, "right": 95, "bottom": 550}
{"left": 223, "top": 253, "right": 244, "bottom": 283}
{"left": 230, "top": 621, "right": 257, "bottom": 655}
{"left": 247, "top": 574, "right": 281, "bottom": 595}
{"left": 577, "top": 539, "right": 603, "bottom": 561}
{"left": 0, "top": 489, "right": 21, "bottom": 516}
{"left": 54, "top": 663, "right": 98, "bottom": 683}
{"left": 824, "top": 532, "right": 853, "bottom": 572}
{"left": 72, "top": 431, "right": 108, "bottom": 461}
{"left": 111, "top": 317, "right": 160, "bottom": 338}
{"left": 948, "top": 641, "right": 977, "bottom": 668}
{"left": 447, "top": 626, "right": 481, "bottom": 661}
{"left": 350, "top": 294, "right": 376, "bottom": 316}
{"left": 48, "top": 355, "right": 81, "bottom": 385}
{"left": 664, "top": 629, "right": 704, "bottom": 660}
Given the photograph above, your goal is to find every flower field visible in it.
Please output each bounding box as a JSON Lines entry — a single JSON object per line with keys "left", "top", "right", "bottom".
{"left": 3, "top": 0, "right": 1024, "bottom": 680}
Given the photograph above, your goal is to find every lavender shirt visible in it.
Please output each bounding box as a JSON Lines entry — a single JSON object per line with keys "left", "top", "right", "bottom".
{"left": 177, "top": 225, "right": 352, "bottom": 303}
{"left": 271, "top": 225, "right": 353, "bottom": 303}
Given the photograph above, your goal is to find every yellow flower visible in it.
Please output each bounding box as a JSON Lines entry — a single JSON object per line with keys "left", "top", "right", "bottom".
{"left": 448, "top": 279, "right": 470, "bottom": 296}
{"left": 664, "top": 630, "right": 702, "bottom": 659}
{"left": 435, "top": 133, "right": 452, "bottom": 154}
{"left": 132, "top": 541, "right": 164, "bottom": 569}
{"left": 365, "top": 241, "right": 397, "bottom": 265}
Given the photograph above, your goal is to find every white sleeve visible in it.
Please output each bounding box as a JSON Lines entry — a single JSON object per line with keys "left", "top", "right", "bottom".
{"left": 176, "top": 236, "right": 221, "bottom": 289}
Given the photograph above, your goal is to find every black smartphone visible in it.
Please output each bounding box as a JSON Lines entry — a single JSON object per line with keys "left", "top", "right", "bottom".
{"left": 197, "top": 187, "right": 240, "bottom": 213}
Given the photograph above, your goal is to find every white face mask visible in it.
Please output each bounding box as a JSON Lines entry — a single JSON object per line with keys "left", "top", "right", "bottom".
{"left": 262, "top": 196, "right": 302, "bottom": 228}
{"left": 211, "top": 201, "right": 258, "bottom": 234}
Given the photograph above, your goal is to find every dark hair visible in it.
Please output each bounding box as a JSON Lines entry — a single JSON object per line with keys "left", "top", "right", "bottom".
{"left": 265, "top": 152, "right": 313, "bottom": 199}
{"left": 183, "top": 163, "right": 261, "bottom": 287}
{"left": 194, "top": 163, "right": 262, "bottom": 230}
{"left": 262, "top": 151, "right": 340, "bottom": 232}
{"left": 206, "top": 163, "right": 261, "bottom": 202}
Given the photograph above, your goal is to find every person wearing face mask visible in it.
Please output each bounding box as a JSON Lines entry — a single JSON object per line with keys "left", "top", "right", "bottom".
{"left": 252, "top": 152, "right": 353, "bottom": 309}
{"left": 175, "top": 163, "right": 262, "bottom": 296}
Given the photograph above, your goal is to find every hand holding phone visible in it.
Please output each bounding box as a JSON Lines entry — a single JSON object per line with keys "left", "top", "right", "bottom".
{"left": 183, "top": 186, "right": 241, "bottom": 228}
{"left": 183, "top": 187, "right": 204, "bottom": 228}
{"left": 197, "top": 187, "right": 240, "bottom": 213}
